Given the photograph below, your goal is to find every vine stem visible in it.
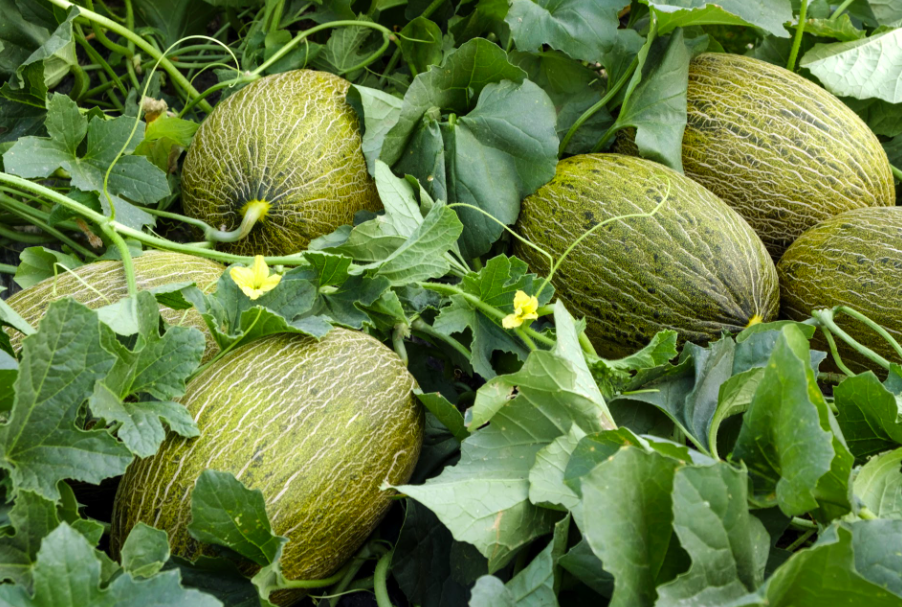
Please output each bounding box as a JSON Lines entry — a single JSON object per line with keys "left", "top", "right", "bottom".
{"left": 0, "top": 173, "right": 310, "bottom": 267}
{"left": 0, "top": 264, "right": 15, "bottom": 275}
{"left": 892, "top": 165, "right": 902, "bottom": 181}
{"left": 373, "top": 550, "right": 394, "bottom": 607}
{"left": 46, "top": 0, "right": 214, "bottom": 113}
{"left": 813, "top": 308, "right": 892, "bottom": 370}
{"left": 410, "top": 318, "right": 472, "bottom": 360}
{"left": 787, "top": 0, "right": 808, "bottom": 72}
{"left": 558, "top": 56, "right": 639, "bottom": 156}
{"left": 829, "top": 0, "right": 856, "bottom": 19}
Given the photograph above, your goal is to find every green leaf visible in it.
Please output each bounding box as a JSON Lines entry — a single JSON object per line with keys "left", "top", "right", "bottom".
{"left": 801, "top": 29, "right": 902, "bottom": 103}
{"left": 611, "top": 29, "right": 693, "bottom": 171}
{"left": 12, "top": 246, "right": 84, "bottom": 290}
{"left": 833, "top": 370, "right": 902, "bottom": 461}
{"left": 378, "top": 38, "right": 558, "bottom": 258}
{"left": 0, "top": 0, "right": 54, "bottom": 78}
{"left": 397, "top": 303, "right": 604, "bottom": 571}
{"left": 314, "top": 17, "right": 377, "bottom": 76}
{"left": 347, "top": 86, "right": 403, "bottom": 175}
{"left": 0, "top": 7, "right": 76, "bottom": 105}
{"left": 510, "top": 50, "right": 614, "bottom": 154}
{"left": 0, "top": 350, "right": 16, "bottom": 412}
{"left": 708, "top": 368, "right": 764, "bottom": 453}
{"left": 0, "top": 523, "right": 222, "bottom": 607}
{"left": 505, "top": 0, "right": 623, "bottom": 63}
{"left": 844, "top": 97, "right": 902, "bottom": 137}
{"left": 398, "top": 17, "right": 443, "bottom": 75}
{"left": 469, "top": 514, "right": 568, "bottom": 606}
{"left": 432, "top": 255, "right": 553, "bottom": 378}
{"left": 188, "top": 470, "right": 286, "bottom": 567}
{"left": 132, "top": 0, "right": 218, "bottom": 48}
{"left": 120, "top": 523, "right": 170, "bottom": 578}
{"left": 0, "top": 491, "right": 60, "bottom": 588}
{"left": 0, "top": 299, "right": 132, "bottom": 501}
{"left": 787, "top": 14, "right": 865, "bottom": 41}
{"left": 870, "top": 0, "right": 902, "bottom": 24}
{"left": 732, "top": 325, "right": 851, "bottom": 519}
{"left": 655, "top": 463, "right": 768, "bottom": 606}
{"left": 571, "top": 446, "right": 678, "bottom": 607}
{"left": 528, "top": 424, "right": 586, "bottom": 510}
{"left": 415, "top": 390, "right": 469, "bottom": 442}
{"left": 641, "top": 0, "right": 791, "bottom": 37}
{"left": 854, "top": 447, "right": 902, "bottom": 519}
{"left": 748, "top": 522, "right": 902, "bottom": 605}
{"left": 3, "top": 94, "right": 168, "bottom": 229}
{"left": 559, "top": 539, "right": 614, "bottom": 597}
{"left": 166, "top": 556, "right": 260, "bottom": 607}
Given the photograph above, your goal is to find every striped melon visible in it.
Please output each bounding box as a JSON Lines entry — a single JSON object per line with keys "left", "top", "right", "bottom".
{"left": 110, "top": 329, "right": 423, "bottom": 605}
{"left": 4, "top": 250, "right": 223, "bottom": 361}
{"left": 514, "top": 154, "right": 779, "bottom": 358}
{"left": 181, "top": 70, "right": 381, "bottom": 256}
{"left": 617, "top": 53, "right": 894, "bottom": 259}
{"left": 778, "top": 207, "right": 902, "bottom": 373}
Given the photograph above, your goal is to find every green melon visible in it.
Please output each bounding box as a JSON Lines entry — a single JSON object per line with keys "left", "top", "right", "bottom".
{"left": 4, "top": 250, "right": 223, "bottom": 361}
{"left": 513, "top": 154, "right": 779, "bottom": 358}
{"left": 778, "top": 207, "right": 902, "bottom": 373}
{"left": 617, "top": 53, "right": 894, "bottom": 259}
{"left": 110, "top": 329, "right": 423, "bottom": 606}
{"left": 181, "top": 69, "right": 381, "bottom": 256}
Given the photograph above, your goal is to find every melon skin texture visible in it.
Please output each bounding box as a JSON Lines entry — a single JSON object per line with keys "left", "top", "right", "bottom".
{"left": 618, "top": 53, "right": 894, "bottom": 259}
{"left": 181, "top": 69, "right": 381, "bottom": 256}
{"left": 5, "top": 250, "right": 223, "bottom": 361}
{"left": 110, "top": 329, "right": 423, "bottom": 605}
{"left": 514, "top": 154, "right": 779, "bottom": 358}
{"left": 778, "top": 207, "right": 902, "bottom": 373}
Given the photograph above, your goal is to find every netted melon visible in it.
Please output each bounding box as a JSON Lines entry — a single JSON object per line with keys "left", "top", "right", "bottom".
{"left": 514, "top": 154, "right": 779, "bottom": 358}
{"left": 4, "top": 250, "right": 223, "bottom": 361}
{"left": 617, "top": 53, "right": 894, "bottom": 259}
{"left": 778, "top": 207, "right": 902, "bottom": 374}
{"left": 181, "top": 70, "right": 381, "bottom": 256}
{"left": 110, "top": 329, "right": 423, "bottom": 606}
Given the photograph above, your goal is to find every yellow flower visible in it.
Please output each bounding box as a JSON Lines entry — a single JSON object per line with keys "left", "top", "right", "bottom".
{"left": 230, "top": 255, "right": 281, "bottom": 300}
{"left": 502, "top": 290, "right": 539, "bottom": 329}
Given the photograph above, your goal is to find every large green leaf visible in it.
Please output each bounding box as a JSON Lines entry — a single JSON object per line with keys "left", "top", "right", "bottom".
{"left": 656, "top": 463, "right": 769, "bottom": 606}
{"left": 801, "top": 29, "right": 902, "bottom": 103}
{"left": 0, "top": 524, "right": 222, "bottom": 607}
{"left": 833, "top": 370, "right": 902, "bottom": 460}
{"left": 0, "top": 299, "right": 132, "bottom": 501}
{"left": 504, "top": 0, "right": 624, "bottom": 63}
{"left": 732, "top": 325, "right": 851, "bottom": 519}
{"left": 640, "top": 0, "right": 791, "bottom": 37}
{"left": 2, "top": 94, "right": 168, "bottom": 229}
{"left": 132, "top": 0, "right": 218, "bottom": 48}
{"left": 854, "top": 447, "right": 902, "bottom": 519}
{"left": 0, "top": 492, "right": 60, "bottom": 588}
{"left": 120, "top": 524, "right": 170, "bottom": 579}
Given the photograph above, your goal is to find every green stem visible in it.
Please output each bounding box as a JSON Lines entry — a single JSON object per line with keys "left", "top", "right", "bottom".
{"left": 820, "top": 326, "right": 856, "bottom": 377}
{"left": 75, "top": 26, "right": 129, "bottom": 98}
{"left": 787, "top": 0, "right": 808, "bottom": 72}
{"left": 516, "top": 327, "right": 538, "bottom": 351}
{"left": 410, "top": 318, "right": 472, "bottom": 360}
{"left": 123, "top": 0, "right": 141, "bottom": 90}
{"left": 51, "top": 0, "right": 214, "bottom": 112}
{"left": 590, "top": 125, "right": 619, "bottom": 153}
{"left": 829, "top": 0, "right": 855, "bottom": 19}
{"left": 892, "top": 165, "right": 902, "bottom": 182}
{"left": 790, "top": 517, "right": 818, "bottom": 530}
{"left": 814, "top": 308, "right": 891, "bottom": 370}
{"left": 278, "top": 559, "right": 360, "bottom": 590}
{"left": 0, "top": 264, "right": 16, "bottom": 275}
{"left": 69, "top": 62, "right": 90, "bottom": 101}
{"left": 578, "top": 331, "right": 598, "bottom": 356}
{"left": 393, "top": 324, "right": 409, "bottom": 366}
{"left": 373, "top": 551, "right": 394, "bottom": 607}
{"left": 559, "top": 56, "right": 639, "bottom": 156}
{"left": 0, "top": 224, "right": 53, "bottom": 244}
{"left": 835, "top": 305, "right": 902, "bottom": 363}
{"left": 379, "top": 49, "right": 402, "bottom": 85}
{"left": 0, "top": 194, "right": 99, "bottom": 259}
{"left": 84, "top": 0, "right": 133, "bottom": 57}
{"left": 99, "top": 223, "right": 137, "bottom": 296}
{"left": 786, "top": 529, "right": 816, "bottom": 552}
{"left": 859, "top": 506, "right": 878, "bottom": 520}
{"left": 0, "top": 173, "right": 305, "bottom": 267}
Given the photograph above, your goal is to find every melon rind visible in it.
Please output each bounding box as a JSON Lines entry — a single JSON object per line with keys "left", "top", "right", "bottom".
{"left": 682, "top": 53, "right": 894, "bottom": 259}
{"left": 778, "top": 207, "right": 902, "bottom": 373}
{"left": 514, "top": 153, "right": 779, "bottom": 358}
{"left": 110, "top": 329, "right": 423, "bottom": 605}
{"left": 5, "top": 250, "right": 223, "bottom": 361}
{"left": 181, "top": 69, "right": 381, "bottom": 256}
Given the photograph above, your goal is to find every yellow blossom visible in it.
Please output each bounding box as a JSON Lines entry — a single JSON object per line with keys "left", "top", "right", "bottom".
{"left": 230, "top": 255, "right": 281, "bottom": 300}
{"left": 502, "top": 290, "right": 539, "bottom": 329}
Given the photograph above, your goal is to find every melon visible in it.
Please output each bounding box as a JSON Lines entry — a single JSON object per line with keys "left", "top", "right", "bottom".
{"left": 617, "top": 53, "right": 894, "bottom": 259}
{"left": 514, "top": 154, "right": 779, "bottom": 358}
{"left": 778, "top": 207, "right": 902, "bottom": 373}
{"left": 181, "top": 69, "right": 381, "bottom": 256}
{"left": 110, "top": 329, "right": 423, "bottom": 605}
{"left": 4, "top": 250, "right": 223, "bottom": 361}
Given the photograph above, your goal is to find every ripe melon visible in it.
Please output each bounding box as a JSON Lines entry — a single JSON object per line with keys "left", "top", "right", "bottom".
{"left": 4, "top": 250, "right": 223, "bottom": 361}
{"left": 617, "top": 53, "right": 894, "bottom": 259}
{"left": 180, "top": 70, "right": 381, "bottom": 256}
{"left": 514, "top": 154, "right": 779, "bottom": 358}
{"left": 778, "top": 207, "right": 902, "bottom": 373}
{"left": 110, "top": 329, "right": 423, "bottom": 605}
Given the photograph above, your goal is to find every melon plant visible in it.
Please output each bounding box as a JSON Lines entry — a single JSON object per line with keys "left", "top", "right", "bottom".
{"left": 778, "top": 207, "right": 902, "bottom": 373}
{"left": 514, "top": 154, "right": 779, "bottom": 358}
{"left": 180, "top": 70, "right": 382, "bottom": 256}
{"left": 683, "top": 53, "right": 894, "bottom": 258}
{"left": 4, "top": 250, "right": 223, "bottom": 360}
{"left": 110, "top": 329, "right": 423, "bottom": 605}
